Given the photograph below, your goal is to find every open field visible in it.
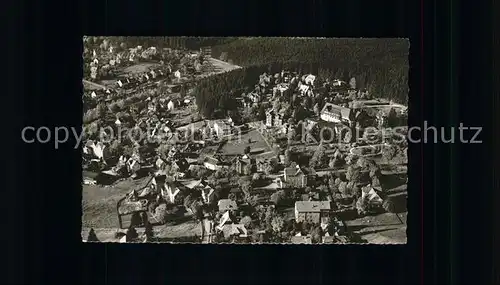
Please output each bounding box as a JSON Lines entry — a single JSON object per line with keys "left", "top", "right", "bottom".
{"left": 82, "top": 176, "right": 151, "bottom": 228}
{"left": 82, "top": 174, "right": 203, "bottom": 241}
{"left": 82, "top": 221, "right": 201, "bottom": 242}
{"left": 203, "top": 58, "right": 241, "bottom": 75}
{"left": 121, "top": 62, "right": 160, "bottom": 75}
{"left": 219, "top": 129, "right": 270, "bottom": 155}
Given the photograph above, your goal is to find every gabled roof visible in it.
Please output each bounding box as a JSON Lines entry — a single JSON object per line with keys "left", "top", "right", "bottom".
{"left": 276, "top": 83, "right": 290, "bottom": 91}
{"left": 322, "top": 236, "right": 336, "bottom": 244}
{"left": 222, "top": 224, "right": 248, "bottom": 238}
{"left": 291, "top": 235, "right": 312, "bottom": 244}
{"left": 284, "top": 165, "right": 304, "bottom": 177}
{"left": 241, "top": 154, "right": 252, "bottom": 160}
{"left": 184, "top": 178, "right": 207, "bottom": 189}
{"left": 152, "top": 175, "right": 167, "bottom": 187}
{"left": 295, "top": 201, "right": 331, "bottom": 212}
{"left": 234, "top": 158, "right": 248, "bottom": 166}
{"left": 214, "top": 120, "right": 231, "bottom": 129}
{"left": 173, "top": 158, "right": 189, "bottom": 171}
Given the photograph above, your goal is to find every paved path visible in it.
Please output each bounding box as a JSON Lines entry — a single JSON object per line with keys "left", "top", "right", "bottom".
{"left": 208, "top": 57, "right": 241, "bottom": 70}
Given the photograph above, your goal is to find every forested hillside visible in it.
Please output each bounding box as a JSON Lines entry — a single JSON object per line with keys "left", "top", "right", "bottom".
{"left": 209, "top": 38, "right": 409, "bottom": 103}
{"left": 194, "top": 58, "right": 409, "bottom": 119}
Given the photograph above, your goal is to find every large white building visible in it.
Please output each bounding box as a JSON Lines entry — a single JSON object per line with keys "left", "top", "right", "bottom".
{"left": 320, "top": 103, "right": 353, "bottom": 124}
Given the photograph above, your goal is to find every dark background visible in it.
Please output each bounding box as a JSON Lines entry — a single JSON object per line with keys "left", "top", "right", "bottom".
{"left": 4, "top": 0, "right": 497, "bottom": 284}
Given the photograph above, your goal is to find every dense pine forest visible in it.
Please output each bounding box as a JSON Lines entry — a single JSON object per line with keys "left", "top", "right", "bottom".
{"left": 193, "top": 38, "right": 408, "bottom": 118}
{"left": 211, "top": 38, "right": 408, "bottom": 99}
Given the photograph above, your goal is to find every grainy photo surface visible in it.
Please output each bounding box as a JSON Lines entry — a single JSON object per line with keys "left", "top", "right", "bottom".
{"left": 82, "top": 37, "right": 409, "bottom": 244}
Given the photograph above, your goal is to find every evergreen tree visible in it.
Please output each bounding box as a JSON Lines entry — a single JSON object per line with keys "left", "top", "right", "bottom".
{"left": 87, "top": 228, "right": 99, "bottom": 242}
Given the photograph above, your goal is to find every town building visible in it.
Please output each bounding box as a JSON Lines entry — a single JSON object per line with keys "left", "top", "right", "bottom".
{"left": 299, "top": 84, "right": 310, "bottom": 95}
{"left": 283, "top": 165, "right": 310, "bottom": 188}
{"left": 274, "top": 83, "right": 290, "bottom": 96}
{"left": 151, "top": 174, "right": 167, "bottom": 193}
{"left": 304, "top": 74, "right": 316, "bottom": 85}
{"left": 221, "top": 224, "right": 248, "bottom": 239}
{"left": 200, "top": 185, "right": 215, "bottom": 204}
{"left": 320, "top": 103, "right": 354, "bottom": 124}
{"left": 247, "top": 92, "right": 261, "bottom": 104}
{"left": 185, "top": 179, "right": 215, "bottom": 204}
{"left": 294, "top": 201, "right": 332, "bottom": 223}
{"left": 172, "top": 157, "right": 189, "bottom": 173}
{"left": 234, "top": 158, "right": 248, "bottom": 175}
{"left": 203, "top": 156, "right": 227, "bottom": 171}
{"left": 233, "top": 154, "right": 256, "bottom": 175}
{"left": 174, "top": 70, "right": 181, "bottom": 79}
{"left": 265, "top": 109, "right": 285, "bottom": 127}
{"left": 256, "top": 159, "right": 267, "bottom": 173}
{"left": 148, "top": 101, "right": 157, "bottom": 113}
{"left": 166, "top": 84, "right": 181, "bottom": 93}
{"left": 331, "top": 79, "right": 346, "bottom": 87}
{"left": 150, "top": 70, "right": 156, "bottom": 79}
{"left": 213, "top": 120, "right": 231, "bottom": 137}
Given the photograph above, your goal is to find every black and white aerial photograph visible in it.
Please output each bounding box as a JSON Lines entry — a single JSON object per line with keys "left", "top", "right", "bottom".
{"left": 82, "top": 37, "right": 409, "bottom": 244}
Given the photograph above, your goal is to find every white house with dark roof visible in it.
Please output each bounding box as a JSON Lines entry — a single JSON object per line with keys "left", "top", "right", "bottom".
{"left": 274, "top": 83, "right": 290, "bottom": 96}
{"left": 332, "top": 79, "right": 346, "bottom": 86}
{"left": 304, "top": 74, "right": 316, "bottom": 85}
